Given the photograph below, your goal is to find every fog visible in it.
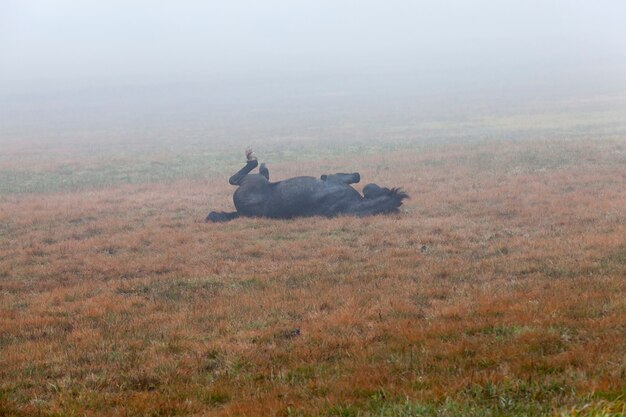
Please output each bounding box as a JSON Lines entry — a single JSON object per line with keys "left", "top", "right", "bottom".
{"left": 3, "top": 1, "right": 626, "bottom": 81}
{"left": 2, "top": 1, "right": 626, "bottom": 143}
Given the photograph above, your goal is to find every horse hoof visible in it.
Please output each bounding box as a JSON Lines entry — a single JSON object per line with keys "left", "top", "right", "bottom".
{"left": 245, "top": 148, "right": 257, "bottom": 161}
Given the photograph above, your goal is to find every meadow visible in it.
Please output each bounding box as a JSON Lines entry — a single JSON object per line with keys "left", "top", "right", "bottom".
{"left": 0, "top": 90, "right": 625, "bottom": 416}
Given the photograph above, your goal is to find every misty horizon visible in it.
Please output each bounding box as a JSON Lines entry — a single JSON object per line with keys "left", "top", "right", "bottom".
{"left": 2, "top": 1, "right": 626, "bottom": 86}
{"left": 2, "top": 1, "right": 626, "bottom": 151}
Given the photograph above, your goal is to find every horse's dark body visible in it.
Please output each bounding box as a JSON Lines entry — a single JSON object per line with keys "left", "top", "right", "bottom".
{"left": 206, "top": 159, "right": 407, "bottom": 222}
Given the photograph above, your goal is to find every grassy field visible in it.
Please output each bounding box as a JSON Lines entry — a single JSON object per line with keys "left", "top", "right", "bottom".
{"left": 1, "top": 95, "right": 625, "bottom": 416}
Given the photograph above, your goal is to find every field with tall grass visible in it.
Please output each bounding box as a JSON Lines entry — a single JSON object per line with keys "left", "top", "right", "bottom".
{"left": 1, "top": 92, "right": 625, "bottom": 416}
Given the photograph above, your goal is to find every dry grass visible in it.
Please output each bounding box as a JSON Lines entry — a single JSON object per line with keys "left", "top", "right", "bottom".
{"left": 0, "top": 137, "right": 625, "bottom": 416}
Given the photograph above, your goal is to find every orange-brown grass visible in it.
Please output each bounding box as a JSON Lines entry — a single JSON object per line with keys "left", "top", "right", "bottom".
{"left": 0, "top": 138, "right": 625, "bottom": 416}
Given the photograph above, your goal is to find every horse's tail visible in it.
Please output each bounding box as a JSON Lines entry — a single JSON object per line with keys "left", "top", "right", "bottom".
{"left": 351, "top": 186, "right": 409, "bottom": 216}
{"left": 387, "top": 187, "right": 410, "bottom": 207}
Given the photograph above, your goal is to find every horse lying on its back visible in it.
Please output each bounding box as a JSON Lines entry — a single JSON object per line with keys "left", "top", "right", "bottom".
{"left": 206, "top": 150, "right": 408, "bottom": 222}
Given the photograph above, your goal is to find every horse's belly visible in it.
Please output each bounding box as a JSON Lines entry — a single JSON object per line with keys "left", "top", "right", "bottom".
{"left": 233, "top": 177, "right": 271, "bottom": 216}
{"left": 268, "top": 177, "right": 360, "bottom": 218}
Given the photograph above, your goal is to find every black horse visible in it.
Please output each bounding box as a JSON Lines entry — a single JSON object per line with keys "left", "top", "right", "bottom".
{"left": 206, "top": 152, "right": 408, "bottom": 222}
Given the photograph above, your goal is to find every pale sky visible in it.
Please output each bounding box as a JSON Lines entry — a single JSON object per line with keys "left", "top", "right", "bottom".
{"left": 1, "top": 0, "right": 626, "bottom": 85}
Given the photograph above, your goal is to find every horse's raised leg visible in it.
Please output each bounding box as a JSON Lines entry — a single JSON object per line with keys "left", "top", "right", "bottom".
{"left": 259, "top": 163, "right": 269, "bottom": 180}
{"left": 320, "top": 172, "right": 360, "bottom": 184}
{"left": 229, "top": 159, "right": 258, "bottom": 185}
